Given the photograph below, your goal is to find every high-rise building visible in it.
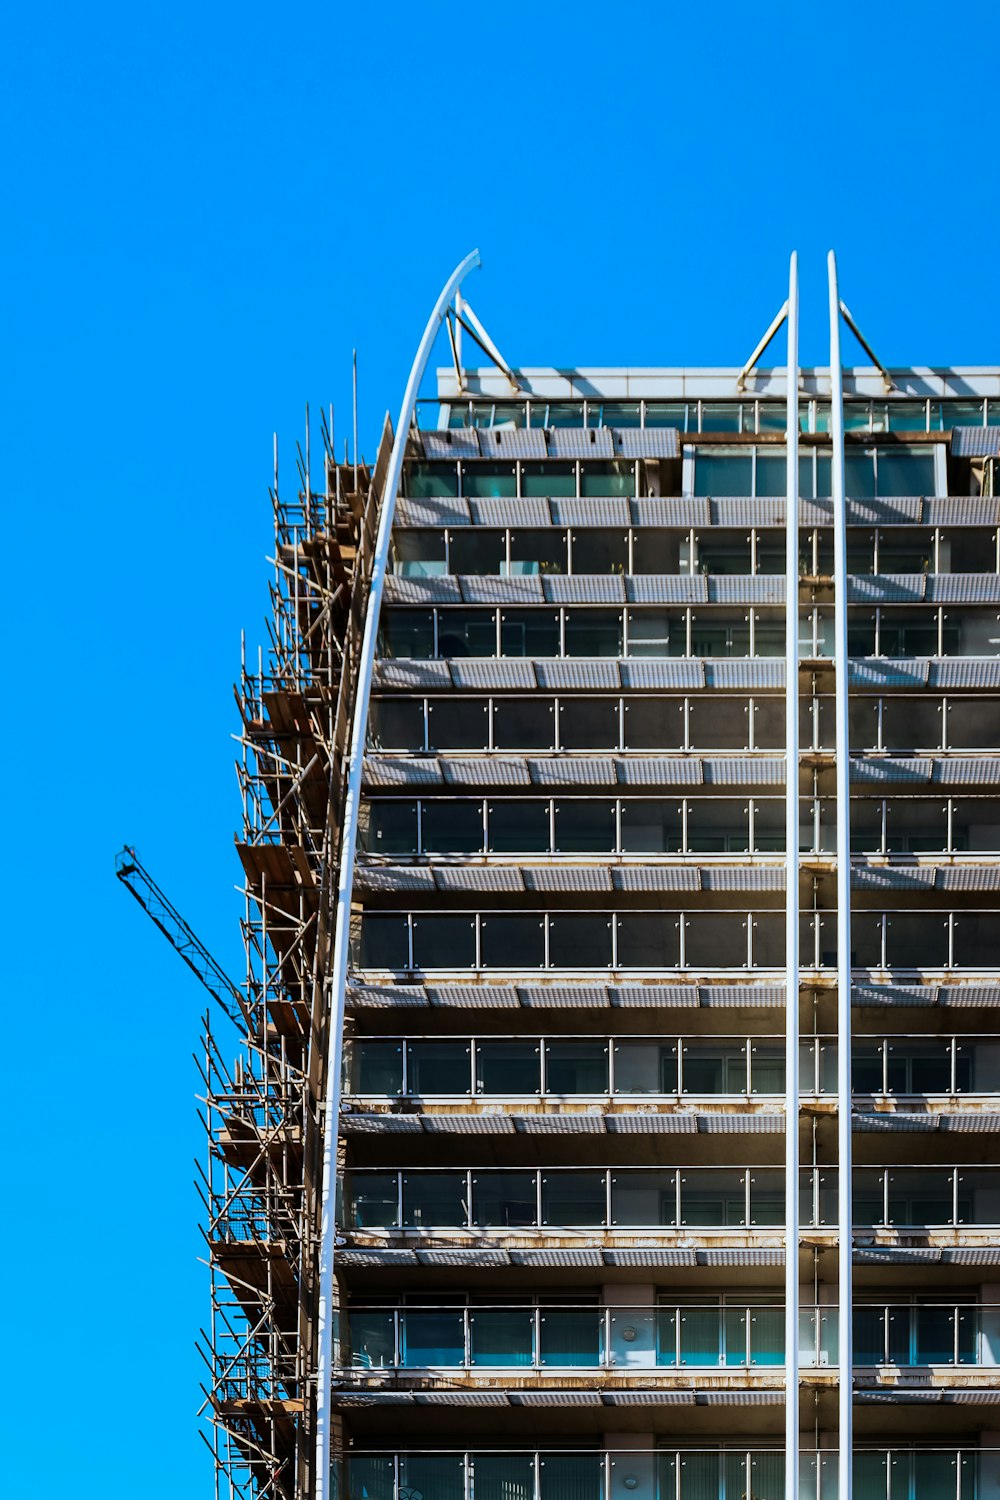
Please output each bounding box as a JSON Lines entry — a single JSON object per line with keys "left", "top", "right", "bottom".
{"left": 198, "top": 254, "right": 1000, "bottom": 1500}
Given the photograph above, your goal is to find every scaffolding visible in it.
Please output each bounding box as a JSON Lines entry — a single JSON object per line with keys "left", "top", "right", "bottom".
{"left": 198, "top": 409, "right": 394, "bottom": 1500}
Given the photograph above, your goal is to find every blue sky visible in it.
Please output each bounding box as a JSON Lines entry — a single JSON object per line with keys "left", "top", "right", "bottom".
{"left": 2, "top": 1, "right": 997, "bottom": 1493}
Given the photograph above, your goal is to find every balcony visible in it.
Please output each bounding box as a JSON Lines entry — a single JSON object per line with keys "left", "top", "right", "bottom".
{"left": 341, "top": 1447, "right": 981, "bottom": 1500}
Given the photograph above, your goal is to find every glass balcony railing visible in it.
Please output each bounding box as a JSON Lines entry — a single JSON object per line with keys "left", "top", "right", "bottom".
{"left": 344, "top": 1167, "right": 1000, "bottom": 1235}
{"left": 355, "top": 908, "right": 1000, "bottom": 973}
{"left": 343, "top": 1301, "right": 1000, "bottom": 1372}
{"left": 342, "top": 1448, "right": 981, "bottom": 1500}
{"left": 344, "top": 1033, "right": 1000, "bottom": 1100}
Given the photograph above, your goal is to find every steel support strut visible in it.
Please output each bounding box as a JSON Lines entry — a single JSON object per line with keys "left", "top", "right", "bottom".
{"left": 313, "top": 249, "right": 482, "bottom": 1500}
{"left": 828, "top": 249, "right": 854, "bottom": 1500}
{"left": 784, "top": 250, "right": 800, "bottom": 1500}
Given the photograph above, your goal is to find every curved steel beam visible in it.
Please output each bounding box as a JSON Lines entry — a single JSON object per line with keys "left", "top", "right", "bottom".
{"left": 783, "top": 249, "right": 800, "bottom": 1500}
{"left": 828, "top": 248, "right": 854, "bottom": 1500}
{"left": 313, "top": 248, "right": 482, "bottom": 1500}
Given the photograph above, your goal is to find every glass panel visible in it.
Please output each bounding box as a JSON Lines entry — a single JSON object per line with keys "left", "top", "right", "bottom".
{"left": 403, "top": 1172, "right": 467, "bottom": 1227}
{"left": 679, "top": 1305, "right": 722, "bottom": 1365}
{"left": 369, "top": 698, "right": 425, "bottom": 751}
{"left": 613, "top": 1041, "right": 678, "bottom": 1094}
{"left": 755, "top": 453, "right": 786, "bottom": 498}
{"left": 564, "top": 609, "right": 624, "bottom": 656}
{"left": 521, "top": 462, "right": 575, "bottom": 497}
{"left": 952, "top": 799, "right": 1000, "bottom": 853}
{"left": 881, "top": 695, "right": 943, "bottom": 752}
{"left": 411, "top": 915, "right": 476, "bottom": 969}
{"left": 539, "top": 1308, "right": 601, "bottom": 1365}
{"left": 426, "top": 698, "right": 489, "bottom": 750}
{"left": 391, "top": 529, "right": 447, "bottom": 577}
{"left": 684, "top": 912, "right": 748, "bottom": 969}
{"left": 694, "top": 529, "right": 751, "bottom": 574}
{"left": 462, "top": 463, "right": 515, "bottom": 498}
{"left": 958, "top": 1169, "right": 1000, "bottom": 1225}
{"left": 554, "top": 800, "right": 616, "bottom": 852}
{"left": 887, "top": 1169, "right": 953, "bottom": 1225}
{"left": 350, "top": 1173, "right": 397, "bottom": 1228}
{"left": 876, "top": 446, "right": 936, "bottom": 497}
{"left": 421, "top": 800, "right": 483, "bottom": 852}
{"left": 571, "top": 529, "right": 629, "bottom": 572}
{"left": 878, "top": 609, "right": 938, "bottom": 658}
{"left": 954, "top": 914, "right": 1000, "bottom": 967}
{"left": 844, "top": 451, "right": 876, "bottom": 498}
{"left": 687, "top": 797, "right": 749, "bottom": 853}
{"left": 380, "top": 610, "right": 434, "bottom": 659}
{"left": 437, "top": 610, "right": 497, "bottom": 657}
{"left": 632, "top": 529, "right": 683, "bottom": 573}
{"left": 545, "top": 1041, "right": 609, "bottom": 1093}
{"left": 700, "top": 403, "right": 741, "bottom": 432}
{"left": 362, "top": 801, "right": 418, "bottom": 854}
{"left": 750, "top": 1045, "right": 785, "bottom": 1094}
{"left": 407, "top": 1041, "right": 470, "bottom": 1094}
{"left": 487, "top": 801, "right": 551, "bottom": 853}
{"left": 479, "top": 914, "right": 545, "bottom": 970}
{"left": 749, "top": 1170, "right": 784, "bottom": 1225}
{"left": 404, "top": 462, "right": 459, "bottom": 498}
{"left": 449, "top": 528, "right": 505, "bottom": 575}
{"left": 688, "top": 696, "right": 751, "bottom": 749}
{"left": 477, "top": 1041, "right": 541, "bottom": 1094}
{"left": 681, "top": 1169, "right": 746, "bottom": 1225}
{"left": 473, "top": 1171, "right": 536, "bottom": 1227}
{"left": 469, "top": 1308, "right": 533, "bottom": 1366}
{"left": 622, "top": 697, "right": 686, "bottom": 749}
{"left": 508, "top": 528, "right": 568, "bottom": 576}
{"left": 941, "top": 528, "right": 999, "bottom": 574}
{"left": 560, "top": 697, "right": 620, "bottom": 749}
{"left": 358, "top": 914, "right": 409, "bottom": 969}
{"left": 682, "top": 1041, "right": 747, "bottom": 1094}
{"left": 492, "top": 698, "right": 555, "bottom": 750}
{"left": 350, "top": 1041, "right": 403, "bottom": 1095}
{"left": 690, "top": 610, "right": 750, "bottom": 658}
{"left": 401, "top": 1455, "right": 465, "bottom": 1500}
{"left": 627, "top": 608, "right": 687, "bottom": 657}
{"left": 616, "top": 913, "right": 680, "bottom": 968}
{"left": 500, "top": 609, "right": 560, "bottom": 657}
{"left": 749, "top": 1304, "right": 784, "bottom": 1365}
{"left": 474, "top": 1455, "right": 534, "bottom": 1500}
{"left": 347, "top": 1453, "right": 394, "bottom": 1500}
{"left": 885, "top": 912, "right": 949, "bottom": 968}
{"left": 877, "top": 528, "right": 934, "bottom": 574}
{"left": 401, "top": 1309, "right": 464, "bottom": 1365}
{"left": 548, "top": 914, "right": 613, "bottom": 968}
{"left": 693, "top": 451, "right": 752, "bottom": 496}
{"left": 541, "top": 1172, "right": 606, "bottom": 1225}
{"left": 885, "top": 798, "right": 948, "bottom": 853}
{"left": 538, "top": 1453, "right": 602, "bottom": 1500}
{"left": 620, "top": 799, "right": 683, "bottom": 852}
{"left": 612, "top": 1170, "right": 676, "bottom": 1226}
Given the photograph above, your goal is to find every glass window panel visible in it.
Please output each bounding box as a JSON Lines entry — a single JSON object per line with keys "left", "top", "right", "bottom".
{"left": 844, "top": 451, "right": 876, "bottom": 498}
{"left": 627, "top": 609, "right": 687, "bottom": 658}
{"left": 509, "top": 528, "right": 567, "bottom": 576}
{"left": 693, "top": 451, "right": 752, "bottom": 496}
{"left": 449, "top": 528, "right": 505, "bottom": 575}
{"left": 437, "top": 609, "right": 497, "bottom": 658}
{"left": 887, "top": 402, "right": 928, "bottom": 432}
{"left": 887, "top": 1169, "right": 953, "bottom": 1225}
{"left": 847, "top": 530, "right": 876, "bottom": 574}
{"left": 477, "top": 1041, "right": 541, "bottom": 1094}
{"left": 847, "top": 610, "right": 877, "bottom": 656}
{"left": 545, "top": 405, "right": 584, "bottom": 429}
{"left": 474, "top": 1455, "right": 534, "bottom": 1500}
{"left": 368, "top": 697, "right": 425, "bottom": 751}
{"left": 682, "top": 1041, "right": 747, "bottom": 1094}
{"left": 850, "top": 799, "right": 884, "bottom": 854}
{"left": 614, "top": 1040, "right": 679, "bottom": 1093}
{"left": 632, "top": 528, "right": 683, "bottom": 573}
{"left": 406, "top": 1041, "right": 471, "bottom": 1094}
{"left": 488, "top": 801, "right": 551, "bottom": 854}
{"left": 401, "top": 1456, "right": 465, "bottom": 1500}
{"left": 885, "top": 798, "right": 948, "bottom": 853}
{"left": 616, "top": 913, "right": 681, "bottom": 968}
{"left": 879, "top": 608, "right": 938, "bottom": 658}
{"left": 946, "top": 607, "right": 1000, "bottom": 656}
{"left": 472, "top": 1171, "right": 536, "bottom": 1227}
{"left": 411, "top": 914, "right": 476, "bottom": 969}
{"left": 881, "top": 695, "right": 942, "bottom": 751}
{"left": 493, "top": 697, "right": 555, "bottom": 749}
{"left": 957, "top": 1169, "right": 1000, "bottom": 1225}
{"left": 480, "top": 914, "right": 546, "bottom": 969}
{"left": 539, "top": 1308, "right": 601, "bottom": 1365}
{"left": 699, "top": 403, "right": 741, "bottom": 432}
{"left": 646, "top": 402, "right": 688, "bottom": 428}
{"left": 690, "top": 610, "right": 751, "bottom": 658}
{"left": 380, "top": 610, "right": 434, "bottom": 659}
{"left": 361, "top": 801, "right": 418, "bottom": 855}
{"left": 755, "top": 610, "right": 785, "bottom": 657}
{"left": 750, "top": 1045, "right": 785, "bottom": 1094}
{"left": 749, "top": 1169, "right": 784, "bottom": 1225}
{"left": 564, "top": 608, "right": 624, "bottom": 656}
{"left": 755, "top": 452, "right": 786, "bottom": 497}
{"left": 469, "top": 1309, "right": 533, "bottom": 1366}
{"left": 953, "top": 914, "right": 1000, "bottom": 968}
{"left": 877, "top": 527, "right": 934, "bottom": 574}
{"left": 580, "top": 461, "right": 634, "bottom": 498}
{"left": 521, "top": 462, "right": 575, "bottom": 497}
{"left": 694, "top": 529, "right": 751, "bottom": 575}
{"left": 350, "top": 1041, "right": 403, "bottom": 1095}
{"left": 623, "top": 697, "right": 686, "bottom": 749}
{"left": 876, "top": 446, "right": 937, "bottom": 497}
{"left": 681, "top": 1169, "right": 747, "bottom": 1225}
{"left": 538, "top": 1454, "right": 602, "bottom": 1500}
{"left": 756, "top": 696, "right": 786, "bottom": 749}
{"left": 347, "top": 1454, "right": 394, "bottom": 1500}
{"left": 462, "top": 462, "right": 516, "bottom": 498}
{"left": 358, "top": 915, "right": 409, "bottom": 969}
{"left": 571, "top": 529, "right": 629, "bottom": 574}
{"left": 404, "top": 462, "right": 459, "bottom": 498}
{"left": 755, "top": 534, "right": 786, "bottom": 575}
{"left": 348, "top": 1309, "right": 396, "bottom": 1370}
{"left": 548, "top": 914, "right": 613, "bottom": 968}
{"left": 350, "top": 1172, "right": 398, "bottom": 1228}
{"left": 421, "top": 799, "right": 483, "bottom": 852}
{"left": 947, "top": 697, "right": 1000, "bottom": 747}
{"left": 612, "top": 1169, "right": 676, "bottom": 1226}
{"left": 425, "top": 698, "right": 489, "bottom": 751}
{"left": 541, "top": 1171, "right": 607, "bottom": 1225}
{"left": 685, "top": 912, "right": 748, "bottom": 968}
{"left": 554, "top": 800, "right": 616, "bottom": 852}
{"left": 620, "top": 799, "right": 683, "bottom": 853}
{"left": 391, "top": 529, "right": 447, "bottom": 577}
{"left": 752, "top": 798, "right": 785, "bottom": 852}
{"left": 545, "top": 1041, "right": 608, "bottom": 1093}
{"left": 500, "top": 608, "right": 560, "bottom": 657}
{"left": 559, "top": 697, "right": 620, "bottom": 749}
{"left": 688, "top": 696, "right": 751, "bottom": 749}
{"left": 401, "top": 1309, "right": 464, "bottom": 1365}
{"left": 595, "top": 402, "right": 641, "bottom": 428}
{"left": 886, "top": 912, "right": 949, "bottom": 968}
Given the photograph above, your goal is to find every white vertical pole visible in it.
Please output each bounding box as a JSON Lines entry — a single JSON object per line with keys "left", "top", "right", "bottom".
{"left": 784, "top": 250, "right": 801, "bottom": 1500}
{"left": 314, "top": 249, "right": 482, "bottom": 1500}
{"left": 828, "top": 248, "right": 854, "bottom": 1500}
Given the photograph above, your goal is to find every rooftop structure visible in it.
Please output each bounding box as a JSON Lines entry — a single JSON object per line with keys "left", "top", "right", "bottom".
{"left": 189, "top": 253, "right": 1000, "bottom": 1500}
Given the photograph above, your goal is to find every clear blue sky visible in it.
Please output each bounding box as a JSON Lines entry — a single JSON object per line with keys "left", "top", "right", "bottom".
{"left": 2, "top": 1, "right": 997, "bottom": 1493}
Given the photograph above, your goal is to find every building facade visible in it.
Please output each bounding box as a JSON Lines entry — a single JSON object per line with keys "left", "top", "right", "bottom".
{"left": 206, "top": 261, "right": 1000, "bottom": 1500}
